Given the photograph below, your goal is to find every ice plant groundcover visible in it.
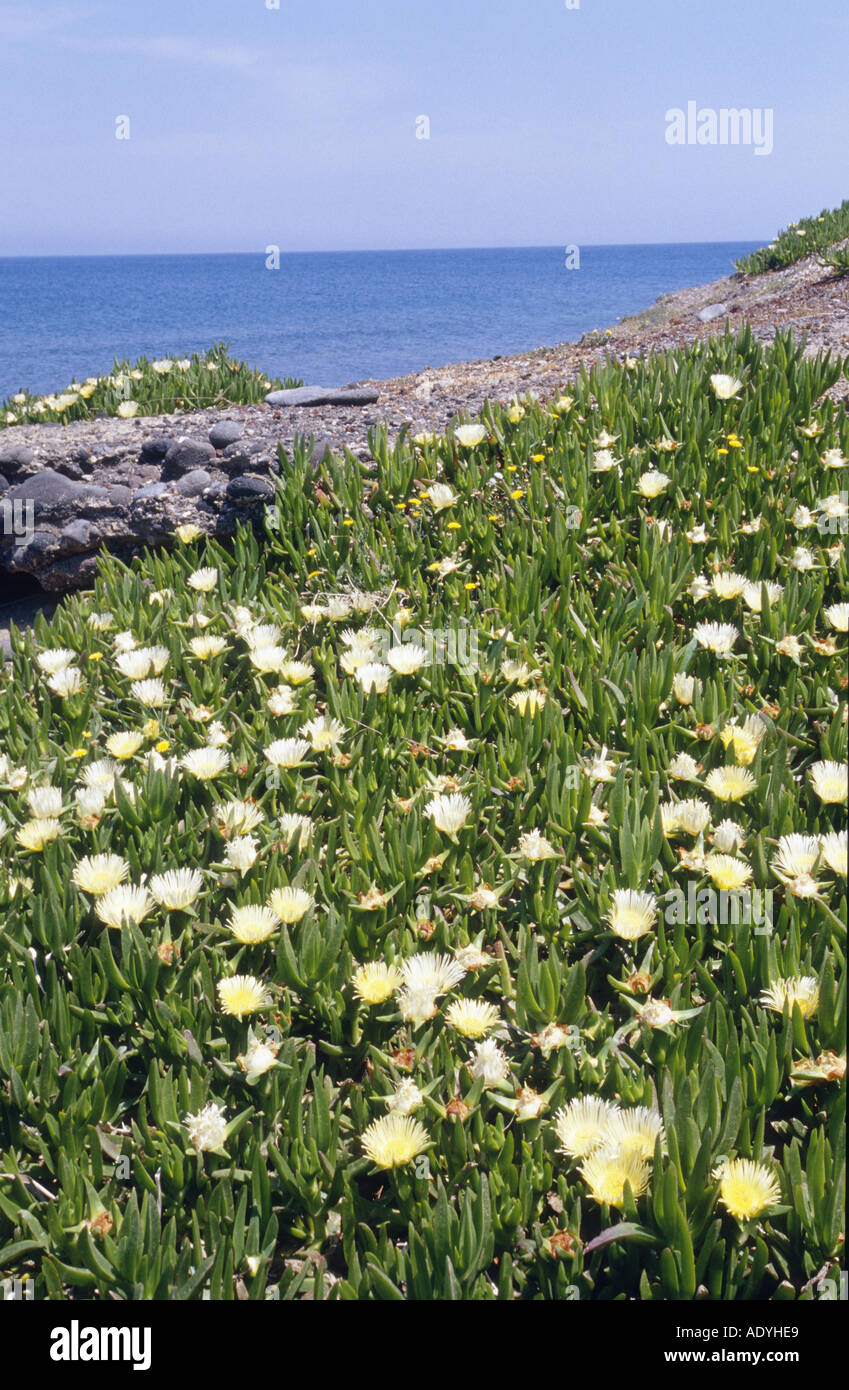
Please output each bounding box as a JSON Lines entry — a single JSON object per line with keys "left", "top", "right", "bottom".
{"left": 0, "top": 326, "right": 845, "bottom": 1301}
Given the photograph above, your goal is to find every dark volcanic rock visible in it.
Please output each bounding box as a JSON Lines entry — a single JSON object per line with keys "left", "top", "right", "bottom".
{"left": 5, "top": 470, "right": 110, "bottom": 518}
{"left": 209, "top": 420, "right": 243, "bottom": 449}
{"left": 226, "top": 474, "right": 274, "bottom": 501}
{"left": 59, "top": 519, "right": 93, "bottom": 553}
{"left": 163, "top": 438, "right": 217, "bottom": 477}
{"left": 265, "top": 386, "right": 379, "bottom": 407}
{"left": 175, "top": 469, "right": 212, "bottom": 497}
{"left": 141, "top": 437, "right": 177, "bottom": 463}
{"left": 0, "top": 445, "right": 37, "bottom": 480}
{"left": 133, "top": 481, "right": 169, "bottom": 501}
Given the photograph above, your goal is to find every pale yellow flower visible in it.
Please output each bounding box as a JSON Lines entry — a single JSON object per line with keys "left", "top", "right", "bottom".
{"left": 217, "top": 974, "right": 271, "bottom": 1019}
{"left": 716, "top": 1159, "right": 780, "bottom": 1222}
{"left": 361, "top": 1114, "right": 430, "bottom": 1169}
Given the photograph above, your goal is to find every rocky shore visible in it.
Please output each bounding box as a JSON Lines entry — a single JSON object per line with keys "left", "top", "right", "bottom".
{"left": 1, "top": 244, "right": 846, "bottom": 643}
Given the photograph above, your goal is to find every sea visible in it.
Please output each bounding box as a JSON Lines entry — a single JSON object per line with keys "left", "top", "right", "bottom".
{"left": 0, "top": 242, "right": 761, "bottom": 401}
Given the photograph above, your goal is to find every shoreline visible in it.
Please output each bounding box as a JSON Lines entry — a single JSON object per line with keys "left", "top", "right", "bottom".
{"left": 2, "top": 243, "right": 847, "bottom": 643}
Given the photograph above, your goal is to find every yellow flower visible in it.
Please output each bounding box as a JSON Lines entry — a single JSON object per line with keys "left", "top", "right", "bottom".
{"left": 217, "top": 974, "right": 271, "bottom": 1019}
{"left": 105, "top": 731, "right": 145, "bottom": 760}
{"left": 809, "top": 760, "right": 848, "bottom": 804}
{"left": 580, "top": 1146, "right": 651, "bottom": 1206}
{"left": 716, "top": 1159, "right": 780, "bottom": 1222}
{"left": 445, "top": 998, "right": 501, "bottom": 1038}
{"left": 554, "top": 1097, "right": 620, "bottom": 1158}
{"left": 351, "top": 961, "right": 403, "bottom": 1004}
{"left": 268, "top": 886, "right": 314, "bottom": 923}
{"left": 605, "top": 1107, "right": 666, "bottom": 1160}
{"left": 361, "top": 1114, "right": 430, "bottom": 1169}
{"left": 760, "top": 975, "right": 819, "bottom": 1018}
{"left": 705, "top": 766, "right": 756, "bottom": 802}
{"left": 16, "top": 819, "right": 63, "bottom": 851}
{"left": 227, "top": 906, "right": 280, "bottom": 944}
{"left": 72, "top": 854, "right": 130, "bottom": 895}
{"left": 605, "top": 889, "right": 657, "bottom": 940}
{"left": 703, "top": 853, "right": 753, "bottom": 891}
{"left": 719, "top": 715, "right": 765, "bottom": 766}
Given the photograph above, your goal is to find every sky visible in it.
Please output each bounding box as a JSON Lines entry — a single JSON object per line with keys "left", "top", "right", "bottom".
{"left": 0, "top": 0, "right": 846, "bottom": 256}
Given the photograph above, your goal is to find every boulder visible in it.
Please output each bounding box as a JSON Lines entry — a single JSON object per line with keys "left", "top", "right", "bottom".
{"left": 209, "top": 420, "right": 243, "bottom": 449}
{"left": 265, "top": 386, "right": 379, "bottom": 407}
{"left": 697, "top": 302, "right": 730, "bottom": 323}
{"left": 163, "top": 438, "right": 217, "bottom": 477}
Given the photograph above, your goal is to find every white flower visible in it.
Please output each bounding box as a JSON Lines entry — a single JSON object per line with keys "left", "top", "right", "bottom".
{"left": 189, "top": 635, "right": 227, "bottom": 660}
{"left": 300, "top": 715, "right": 346, "bottom": 751}
{"left": 264, "top": 738, "right": 310, "bottom": 768}
{"left": 37, "top": 648, "right": 76, "bottom": 674}
{"left": 249, "top": 645, "right": 289, "bottom": 673}
{"left": 819, "top": 831, "right": 847, "bottom": 877}
{"left": 693, "top": 622, "right": 738, "bottom": 655}
{"left": 47, "top": 667, "right": 84, "bottom": 697}
{"left": 184, "top": 1101, "right": 227, "bottom": 1153}
{"left": 95, "top": 884, "right": 154, "bottom": 930}
{"left": 711, "top": 572, "right": 747, "bottom": 600}
{"left": 149, "top": 868, "right": 203, "bottom": 910}
{"left": 668, "top": 752, "right": 701, "bottom": 781}
{"left": 278, "top": 813, "right": 312, "bottom": 849}
{"left": 672, "top": 674, "right": 696, "bottom": 705}
{"left": 670, "top": 798, "right": 711, "bottom": 836}
{"left": 386, "top": 644, "right": 427, "bottom": 674}
{"left": 439, "top": 727, "right": 474, "bottom": 751}
{"left": 637, "top": 470, "right": 670, "bottom": 498}
{"left": 824, "top": 602, "right": 849, "bottom": 633}
{"left": 791, "top": 547, "right": 816, "bottom": 572}
{"left": 79, "top": 759, "right": 120, "bottom": 792}
{"left": 455, "top": 424, "right": 487, "bottom": 448}
{"left": 517, "top": 828, "right": 559, "bottom": 861}
{"left": 742, "top": 580, "right": 783, "bottom": 613}
{"left": 606, "top": 889, "right": 657, "bottom": 940}
{"left": 187, "top": 567, "right": 218, "bottom": 592}
{"left": 424, "top": 792, "right": 472, "bottom": 838}
{"left": 688, "top": 574, "right": 712, "bottom": 603}
{"left": 130, "top": 678, "right": 168, "bottom": 707}
{"left": 116, "top": 651, "right": 153, "bottom": 679}
{"left": 712, "top": 819, "right": 746, "bottom": 853}
{"left": 466, "top": 1038, "right": 510, "bottom": 1087}
{"left": 397, "top": 985, "right": 439, "bottom": 1026}
{"left": 356, "top": 662, "right": 392, "bottom": 693}
{"left": 238, "top": 1037, "right": 279, "bottom": 1083}
{"left": 426, "top": 483, "right": 457, "bottom": 511}
{"left": 75, "top": 787, "right": 107, "bottom": 819}
{"left": 398, "top": 952, "right": 466, "bottom": 997}
{"left": 710, "top": 373, "right": 743, "bottom": 399}
{"left": 181, "top": 747, "right": 230, "bottom": 780}
{"left": 809, "top": 760, "right": 848, "bottom": 804}
{"left": 268, "top": 684, "right": 297, "bottom": 716}
{"left": 225, "top": 835, "right": 259, "bottom": 873}
{"left": 384, "top": 1080, "right": 424, "bottom": 1114}
{"left": 268, "top": 886, "right": 314, "bottom": 923}
{"left": 592, "top": 449, "right": 620, "bottom": 474}
{"left": 26, "top": 786, "right": 63, "bottom": 819}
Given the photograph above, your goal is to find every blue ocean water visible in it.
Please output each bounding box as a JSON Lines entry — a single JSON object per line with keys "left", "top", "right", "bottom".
{"left": 0, "top": 243, "right": 760, "bottom": 400}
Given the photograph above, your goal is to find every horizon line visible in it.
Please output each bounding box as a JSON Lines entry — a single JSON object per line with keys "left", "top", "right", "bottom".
{"left": 0, "top": 238, "right": 765, "bottom": 262}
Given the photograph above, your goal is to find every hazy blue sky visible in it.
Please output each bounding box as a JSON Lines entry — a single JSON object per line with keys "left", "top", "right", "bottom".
{"left": 1, "top": 0, "right": 846, "bottom": 255}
